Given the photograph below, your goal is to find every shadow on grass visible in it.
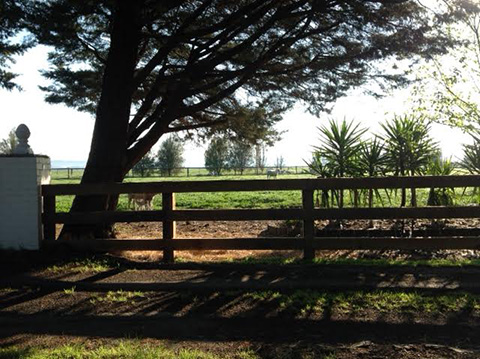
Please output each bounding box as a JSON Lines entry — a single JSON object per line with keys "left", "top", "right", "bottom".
{"left": 1, "top": 250, "right": 480, "bottom": 353}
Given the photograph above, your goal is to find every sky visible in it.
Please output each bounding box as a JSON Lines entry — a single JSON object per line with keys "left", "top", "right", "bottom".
{"left": 0, "top": 46, "right": 472, "bottom": 168}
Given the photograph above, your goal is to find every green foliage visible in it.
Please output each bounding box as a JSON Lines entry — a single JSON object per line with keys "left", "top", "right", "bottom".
{"left": 90, "top": 290, "right": 145, "bottom": 304}
{"left": 460, "top": 136, "right": 480, "bottom": 174}
{"left": 381, "top": 114, "right": 438, "bottom": 206}
{"left": 427, "top": 153, "right": 455, "bottom": 206}
{"left": 228, "top": 141, "right": 253, "bottom": 175}
{"left": 63, "top": 286, "right": 76, "bottom": 295}
{"left": 205, "top": 137, "right": 230, "bottom": 176}
{"left": 156, "top": 137, "right": 185, "bottom": 176}
{"left": 381, "top": 115, "right": 438, "bottom": 177}
{"left": 0, "top": 128, "right": 17, "bottom": 154}
{"left": 0, "top": 0, "right": 32, "bottom": 90}
{"left": 358, "top": 138, "right": 388, "bottom": 177}
{"left": 310, "top": 119, "right": 366, "bottom": 209}
{"left": 306, "top": 152, "right": 335, "bottom": 208}
{"left": 212, "top": 105, "right": 283, "bottom": 147}
{"left": 413, "top": 3, "right": 480, "bottom": 134}
{"left": 314, "top": 119, "right": 367, "bottom": 178}
{"left": 357, "top": 138, "right": 389, "bottom": 213}
{"left": 132, "top": 151, "right": 155, "bottom": 177}
{"left": 46, "top": 257, "right": 117, "bottom": 274}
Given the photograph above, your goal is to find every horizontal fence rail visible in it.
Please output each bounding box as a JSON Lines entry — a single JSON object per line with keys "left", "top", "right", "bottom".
{"left": 41, "top": 175, "right": 480, "bottom": 261}
{"left": 43, "top": 175, "right": 480, "bottom": 195}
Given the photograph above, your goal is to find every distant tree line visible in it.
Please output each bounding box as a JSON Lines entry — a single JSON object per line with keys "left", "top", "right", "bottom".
{"left": 133, "top": 135, "right": 274, "bottom": 177}
{"left": 132, "top": 136, "right": 185, "bottom": 177}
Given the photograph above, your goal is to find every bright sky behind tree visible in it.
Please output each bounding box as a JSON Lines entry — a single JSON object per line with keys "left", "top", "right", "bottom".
{"left": 0, "top": 46, "right": 471, "bottom": 167}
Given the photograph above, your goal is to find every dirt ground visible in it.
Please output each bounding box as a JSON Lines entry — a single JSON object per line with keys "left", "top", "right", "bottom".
{"left": 3, "top": 220, "right": 480, "bottom": 358}
{"left": 112, "top": 219, "right": 480, "bottom": 262}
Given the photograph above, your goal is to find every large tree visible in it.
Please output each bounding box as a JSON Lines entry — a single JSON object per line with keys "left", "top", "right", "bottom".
{"left": 19, "top": 0, "right": 473, "bottom": 236}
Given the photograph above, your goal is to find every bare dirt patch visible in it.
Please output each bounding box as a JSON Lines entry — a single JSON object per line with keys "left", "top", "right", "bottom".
{"left": 110, "top": 219, "right": 480, "bottom": 263}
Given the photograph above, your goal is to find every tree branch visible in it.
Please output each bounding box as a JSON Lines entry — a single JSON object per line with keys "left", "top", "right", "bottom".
{"left": 165, "top": 118, "right": 228, "bottom": 133}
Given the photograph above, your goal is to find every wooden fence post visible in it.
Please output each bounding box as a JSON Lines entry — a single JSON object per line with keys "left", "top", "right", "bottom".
{"left": 43, "top": 195, "right": 56, "bottom": 243}
{"left": 302, "top": 189, "right": 315, "bottom": 260}
{"left": 162, "top": 192, "right": 176, "bottom": 263}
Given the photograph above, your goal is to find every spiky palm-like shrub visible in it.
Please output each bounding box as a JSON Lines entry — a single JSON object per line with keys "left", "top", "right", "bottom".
{"left": 381, "top": 115, "right": 438, "bottom": 207}
{"left": 358, "top": 138, "right": 389, "bottom": 216}
{"left": 460, "top": 137, "right": 480, "bottom": 174}
{"left": 427, "top": 154, "right": 455, "bottom": 206}
{"left": 306, "top": 152, "right": 335, "bottom": 208}
{"left": 314, "top": 119, "right": 367, "bottom": 208}
{"left": 460, "top": 137, "right": 480, "bottom": 203}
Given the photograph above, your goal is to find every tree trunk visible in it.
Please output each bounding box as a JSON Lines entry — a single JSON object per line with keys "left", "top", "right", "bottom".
{"left": 60, "top": 1, "right": 142, "bottom": 240}
{"left": 400, "top": 188, "right": 406, "bottom": 207}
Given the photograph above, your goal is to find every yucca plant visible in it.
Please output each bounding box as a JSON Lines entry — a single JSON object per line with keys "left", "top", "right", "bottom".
{"left": 460, "top": 136, "right": 480, "bottom": 203}
{"left": 315, "top": 119, "right": 367, "bottom": 208}
{"left": 306, "top": 152, "right": 335, "bottom": 208}
{"left": 358, "top": 138, "right": 389, "bottom": 225}
{"left": 460, "top": 137, "right": 480, "bottom": 174}
{"left": 381, "top": 114, "right": 439, "bottom": 207}
{"left": 427, "top": 153, "right": 455, "bottom": 206}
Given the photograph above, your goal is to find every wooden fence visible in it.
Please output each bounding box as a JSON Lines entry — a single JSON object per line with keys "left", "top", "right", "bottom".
{"left": 41, "top": 175, "right": 480, "bottom": 262}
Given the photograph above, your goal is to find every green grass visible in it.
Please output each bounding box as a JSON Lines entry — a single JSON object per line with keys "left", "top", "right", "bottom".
{"left": 63, "top": 286, "right": 76, "bottom": 295}
{"left": 246, "top": 290, "right": 480, "bottom": 316}
{"left": 0, "top": 341, "right": 258, "bottom": 359}
{"left": 89, "top": 290, "right": 145, "bottom": 304}
{"left": 233, "top": 256, "right": 480, "bottom": 267}
{"left": 45, "top": 257, "right": 118, "bottom": 274}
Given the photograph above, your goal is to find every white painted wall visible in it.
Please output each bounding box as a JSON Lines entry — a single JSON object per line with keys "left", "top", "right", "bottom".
{"left": 0, "top": 156, "right": 51, "bottom": 250}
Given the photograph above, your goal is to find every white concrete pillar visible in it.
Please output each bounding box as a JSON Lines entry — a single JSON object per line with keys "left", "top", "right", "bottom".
{"left": 0, "top": 125, "right": 51, "bottom": 250}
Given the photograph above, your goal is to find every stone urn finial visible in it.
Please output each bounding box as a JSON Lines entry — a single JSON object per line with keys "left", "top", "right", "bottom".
{"left": 13, "top": 124, "right": 33, "bottom": 155}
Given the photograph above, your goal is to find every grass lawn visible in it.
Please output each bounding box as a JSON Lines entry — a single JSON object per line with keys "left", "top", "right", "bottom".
{"left": 0, "top": 341, "right": 257, "bottom": 359}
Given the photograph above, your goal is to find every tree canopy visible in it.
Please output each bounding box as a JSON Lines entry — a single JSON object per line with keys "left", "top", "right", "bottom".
{"left": 0, "top": 0, "right": 31, "bottom": 90}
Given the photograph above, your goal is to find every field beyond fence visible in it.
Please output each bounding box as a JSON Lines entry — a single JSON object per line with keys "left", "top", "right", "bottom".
{"left": 51, "top": 165, "right": 310, "bottom": 180}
